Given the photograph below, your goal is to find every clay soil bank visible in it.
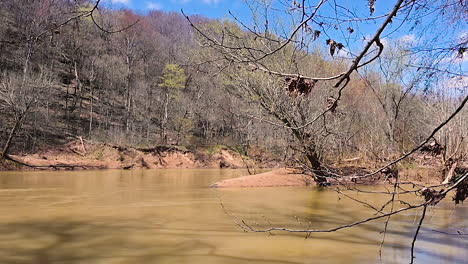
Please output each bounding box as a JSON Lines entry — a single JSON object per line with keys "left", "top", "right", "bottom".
{"left": 0, "top": 140, "right": 278, "bottom": 171}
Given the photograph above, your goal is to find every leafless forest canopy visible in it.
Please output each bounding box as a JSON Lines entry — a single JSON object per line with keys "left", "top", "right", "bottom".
{"left": 0, "top": 0, "right": 466, "bottom": 170}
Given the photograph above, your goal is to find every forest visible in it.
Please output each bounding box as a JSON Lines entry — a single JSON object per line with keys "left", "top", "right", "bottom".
{"left": 0, "top": 0, "right": 466, "bottom": 176}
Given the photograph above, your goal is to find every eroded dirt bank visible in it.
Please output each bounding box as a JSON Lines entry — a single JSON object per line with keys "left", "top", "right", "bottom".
{"left": 0, "top": 140, "right": 279, "bottom": 171}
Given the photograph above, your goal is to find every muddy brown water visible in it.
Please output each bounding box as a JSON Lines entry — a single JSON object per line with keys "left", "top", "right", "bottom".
{"left": 0, "top": 169, "right": 466, "bottom": 264}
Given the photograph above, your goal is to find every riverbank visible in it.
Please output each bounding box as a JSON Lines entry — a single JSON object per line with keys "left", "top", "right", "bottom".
{"left": 0, "top": 139, "right": 280, "bottom": 171}
{"left": 1, "top": 139, "right": 466, "bottom": 190}
{"left": 210, "top": 166, "right": 460, "bottom": 188}
{"left": 210, "top": 168, "right": 316, "bottom": 188}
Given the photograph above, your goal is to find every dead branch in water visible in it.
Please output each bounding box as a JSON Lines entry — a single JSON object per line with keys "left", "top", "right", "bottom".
{"left": 410, "top": 205, "right": 427, "bottom": 264}
{"left": 3, "top": 154, "right": 101, "bottom": 170}
{"left": 431, "top": 228, "right": 468, "bottom": 236}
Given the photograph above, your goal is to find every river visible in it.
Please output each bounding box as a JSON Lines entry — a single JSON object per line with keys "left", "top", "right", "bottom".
{"left": 0, "top": 169, "right": 466, "bottom": 264}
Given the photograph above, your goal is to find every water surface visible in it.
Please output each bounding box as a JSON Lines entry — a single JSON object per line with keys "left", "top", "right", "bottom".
{"left": 0, "top": 169, "right": 466, "bottom": 264}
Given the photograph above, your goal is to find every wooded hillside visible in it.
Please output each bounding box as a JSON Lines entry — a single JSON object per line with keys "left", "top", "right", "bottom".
{"left": 0, "top": 0, "right": 466, "bottom": 169}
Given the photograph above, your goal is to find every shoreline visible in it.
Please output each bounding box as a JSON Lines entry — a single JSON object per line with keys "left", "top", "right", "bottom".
{"left": 1, "top": 141, "right": 463, "bottom": 189}
{"left": 210, "top": 167, "right": 447, "bottom": 188}
{"left": 210, "top": 168, "right": 316, "bottom": 188}
{"left": 0, "top": 140, "right": 278, "bottom": 171}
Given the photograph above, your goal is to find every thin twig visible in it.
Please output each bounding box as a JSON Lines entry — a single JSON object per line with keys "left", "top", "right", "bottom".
{"left": 410, "top": 205, "right": 427, "bottom": 264}
{"left": 379, "top": 177, "right": 399, "bottom": 257}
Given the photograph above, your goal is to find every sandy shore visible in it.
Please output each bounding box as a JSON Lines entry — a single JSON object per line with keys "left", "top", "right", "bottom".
{"left": 210, "top": 168, "right": 316, "bottom": 188}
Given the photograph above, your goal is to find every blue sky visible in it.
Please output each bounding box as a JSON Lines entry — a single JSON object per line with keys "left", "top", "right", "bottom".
{"left": 104, "top": 0, "right": 401, "bottom": 26}
{"left": 103, "top": 0, "right": 466, "bottom": 81}
{"left": 103, "top": 0, "right": 421, "bottom": 47}
{"left": 105, "top": 0, "right": 250, "bottom": 19}
{"left": 102, "top": 0, "right": 444, "bottom": 43}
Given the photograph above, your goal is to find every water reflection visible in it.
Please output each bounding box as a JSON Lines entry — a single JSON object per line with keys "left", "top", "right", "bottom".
{"left": 0, "top": 169, "right": 465, "bottom": 264}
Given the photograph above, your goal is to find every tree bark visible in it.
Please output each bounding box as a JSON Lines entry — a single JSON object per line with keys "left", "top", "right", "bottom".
{"left": 1, "top": 114, "right": 25, "bottom": 159}
{"left": 161, "top": 92, "right": 170, "bottom": 144}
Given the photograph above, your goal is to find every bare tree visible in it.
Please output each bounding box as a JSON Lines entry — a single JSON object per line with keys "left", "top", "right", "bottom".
{"left": 0, "top": 72, "right": 51, "bottom": 159}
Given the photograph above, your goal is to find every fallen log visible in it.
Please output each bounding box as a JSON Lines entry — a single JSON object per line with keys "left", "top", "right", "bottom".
{"left": 442, "top": 162, "right": 458, "bottom": 184}
{"left": 122, "top": 164, "right": 135, "bottom": 170}
{"left": 4, "top": 154, "right": 102, "bottom": 170}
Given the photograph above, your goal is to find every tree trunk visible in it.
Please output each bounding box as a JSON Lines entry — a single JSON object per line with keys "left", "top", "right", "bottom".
{"left": 89, "top": 84, "right": 93, "bottom": 138}
{"left": 1, "top": 115, "right": 24, "bottom": 159}
{"left": 161, "top": 92, "right": 170, "bottom": 144}
{"left": 290, "top": 127, "right": 321, "bottom": 170}
{"left": 304, "top": 147, "right": 321, "bottom": 169}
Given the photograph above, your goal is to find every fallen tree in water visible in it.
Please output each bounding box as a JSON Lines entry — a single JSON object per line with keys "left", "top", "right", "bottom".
{"left": 3, "top": 154, "right": 105, "bottom": 170}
